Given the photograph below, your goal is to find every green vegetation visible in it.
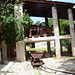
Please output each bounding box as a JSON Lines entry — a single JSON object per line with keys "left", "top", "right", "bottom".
{"left": 59, "top": 19, "right": 69, "bottom": 35}
{"left": 0, "top": 3, "right": 17, "bottom": 46}
{"left": 21, "top": 10, "right": 33, "bottom": 37}
{"left": 38, "top": 71, "right": 41, "bottom": 75}
{"left": 53, "top": 55, "right": 56, "bottom": 58}
{"left": 0, "top": 2, "right": 33, "bottom": 46}
{"left": 27, "top": 48, "right": 47, "bottom": 52}
{"left": 48, "top": 18, "right": 53, "bottom": 31}
{"left": 48, "top": 18, "right": 69, "bottom": 35}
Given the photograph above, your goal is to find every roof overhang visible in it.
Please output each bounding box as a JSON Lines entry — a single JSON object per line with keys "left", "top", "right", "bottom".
{"left": 22, "top": 0, "right": 75, "bottom": 20}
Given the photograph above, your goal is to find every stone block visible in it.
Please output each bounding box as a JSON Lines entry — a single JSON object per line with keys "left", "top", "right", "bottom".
{"left": 16, "top": 41, "right": 26, "bottom": 61}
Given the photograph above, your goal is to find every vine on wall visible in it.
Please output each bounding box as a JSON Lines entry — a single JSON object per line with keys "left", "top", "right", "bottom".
{"left": 0, "top": 2, "right": 33, "bottom": 46}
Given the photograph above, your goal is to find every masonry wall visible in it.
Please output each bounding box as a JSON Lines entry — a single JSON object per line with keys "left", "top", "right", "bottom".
{"left": 35, "top": 41, "right": 54, "bottom": 49}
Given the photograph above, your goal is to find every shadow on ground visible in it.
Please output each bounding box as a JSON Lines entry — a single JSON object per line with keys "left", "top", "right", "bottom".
{"left": 59, "top": 57, "right": 75, "bottom": 72}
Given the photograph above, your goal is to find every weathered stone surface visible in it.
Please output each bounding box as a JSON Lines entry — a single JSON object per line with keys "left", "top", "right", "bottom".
{"left": 68, "top": 8, "right": 75, "bottom": 57}
{"left": 14, "top": 4, "right": 23, "bottom": 18}
{"left": 14, "top": 4, "right": 26, "bottom": 61}
{"left": 52, "top": 6, "right": 61, "bottom": 58}
{"left": 35, "top": 42, "right": 47, "bottom": 49}
{"left": 16, "top": 41, "right": 26, "bottom": 61}
{"left": 0, "top": 61, "right": 34, "bottom": 75}
{"left": 35, "top": 41, "right": 54, "bottom": 49}
{"left": 0, "top": 57, "right": 75, "bottom": 75}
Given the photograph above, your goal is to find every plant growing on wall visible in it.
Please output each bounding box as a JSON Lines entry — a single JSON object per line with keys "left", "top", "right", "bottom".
{"left": 21, "top": 10, "right": 33, "bottom": 37}
{"left": 0, "top": 2, "right": 33, "bottom": 46}
{"left": 0, "top": 3, "right": 17, "bottom": 46}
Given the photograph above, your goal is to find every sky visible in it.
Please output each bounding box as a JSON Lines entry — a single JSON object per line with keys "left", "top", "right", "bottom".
{"left": 52, "top": 0, "right": 75, "bottom": 3}
{"left": 31, "top": 0, "right": 75, "bottom": 23}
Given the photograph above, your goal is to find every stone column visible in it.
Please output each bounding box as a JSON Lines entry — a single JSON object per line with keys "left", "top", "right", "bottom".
{"left": 16, "top": 41, "right": 26, "bottom": 61}
{"left": 14, "top": 3, "right": 23, "bottom": 19}
{"left": 2, "top": 41, "right": 7, "bottom": 60}
{"left": 52, "top": 6, "right": 61, "bottom": 58}
{"left": 14, "top": 4, "right": 26, "bottom": 61}
{"left": 14, "top": 3, "right": 24, "bottom": 35}
{"left": 68, "top": 8, "right": 75, "bottom": 56}
{"left": 45, "top": 17, "right": 51, "bottom": 52}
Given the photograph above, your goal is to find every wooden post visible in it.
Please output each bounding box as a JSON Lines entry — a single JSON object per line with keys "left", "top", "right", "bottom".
{"left": 45, "top": 17, "right": 51, "bottom": 52}
{"left": 52, "top": 6, "right": 61, "bottom": 58}
{"left": 45, "top": 17, "right": 49, "bottom": 27}
{"left": 68, "top": 8, "right": 75, "bottom": 56}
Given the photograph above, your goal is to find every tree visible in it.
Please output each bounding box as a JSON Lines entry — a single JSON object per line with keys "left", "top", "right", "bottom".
{"left": 59, "top": 19, "right": 69, "bottom": 35}
{"left": 0, "top": 3, "right": 17, "bottom": 46}
{"left": 48, "top": 18, "right": 53, "bottom": 31}
{"left": 48, "top": 18, "right": 69, "bottom": 35}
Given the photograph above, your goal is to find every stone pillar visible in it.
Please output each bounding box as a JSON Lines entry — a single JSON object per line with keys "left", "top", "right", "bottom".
{"left": 2, "top": 41, "right": 7, "bottom": 60}
{"left": 14, "top": 3, "right": 24, "bottom": 35}
{"left": 52, "top": 6, "right": 61, "bottom": 58}
{"left": 58, "top": 18, "right": 62, "bottom": 54}
{"left": 45, "top": 17, "right": 51, "bottom": 52}
{"left": 14, "top": 4, "right": 26, "bottom": 60}
{"left": 14, "top": 3, "right": 23, "bottom": 19}
{"left": 68, "top": 8, "right": 75, "bottom": 56}
{"left": 16, "top": 41, "right": 26, "bottom": 61}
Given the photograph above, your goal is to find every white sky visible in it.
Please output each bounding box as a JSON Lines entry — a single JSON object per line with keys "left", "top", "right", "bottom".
{"left": 52, "top": 0, "right": 75, "bottom": 3}
{"left": 31, "top": 0, "right": 75, "bottom": 23}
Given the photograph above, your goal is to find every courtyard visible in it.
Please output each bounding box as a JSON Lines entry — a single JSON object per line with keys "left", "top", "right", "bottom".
{"left": 0, "top": 57, "right": 75, "bottom": 75}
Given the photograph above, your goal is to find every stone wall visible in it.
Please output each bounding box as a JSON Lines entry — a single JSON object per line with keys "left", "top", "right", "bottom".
{"left": 35, "top": 41, "right": 54, "bottom": 49}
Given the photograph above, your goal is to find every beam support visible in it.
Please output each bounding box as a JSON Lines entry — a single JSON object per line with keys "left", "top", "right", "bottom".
{"left": 14, "top": 4, "right": 26, "bottom": 61}
{"left": 52, "top": 6, "right": 61, "bottom": 58}
{"left": 68, "top": 8, "right": 75, "bottom": 57}
{"left": 45, "top": 17, "right": 49, "bottom": 27}
{"left": 45, "top": 17, "right": 51, "bottom": 52}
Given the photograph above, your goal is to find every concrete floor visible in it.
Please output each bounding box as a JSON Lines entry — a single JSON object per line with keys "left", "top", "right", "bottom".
{"left": 0, "top": 57, "right": 75, "bottom": 75}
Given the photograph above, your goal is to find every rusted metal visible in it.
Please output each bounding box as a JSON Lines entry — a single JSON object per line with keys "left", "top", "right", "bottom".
{"left": 29, "top": 51, "right": 44, "bottom": 66}
{"left": 29, "top": 24, "right": 52, "bottom": 37}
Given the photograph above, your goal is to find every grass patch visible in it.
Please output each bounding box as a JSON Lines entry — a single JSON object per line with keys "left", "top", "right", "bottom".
{"left": 26, "top": 48, "right": 48, "bottom": 52}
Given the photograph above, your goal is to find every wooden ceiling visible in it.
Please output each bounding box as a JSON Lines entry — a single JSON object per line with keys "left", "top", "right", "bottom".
{"left": 22, "top": 0, "right": 75, "bottom": 20}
